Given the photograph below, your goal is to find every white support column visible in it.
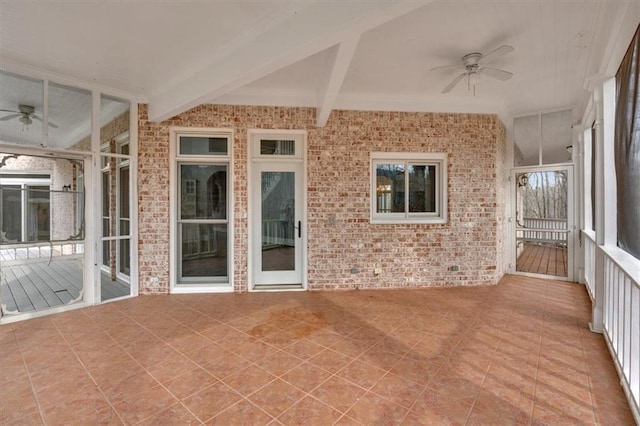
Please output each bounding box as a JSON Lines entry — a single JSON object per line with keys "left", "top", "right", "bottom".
{"left": 576, "top": 128, "right": 585, "bottom": 284}
{"left": 591, "top": 77, "right": 617, "bottom": 333}
{"left": 592, "top": 85, "right": 605, "bottom": 333}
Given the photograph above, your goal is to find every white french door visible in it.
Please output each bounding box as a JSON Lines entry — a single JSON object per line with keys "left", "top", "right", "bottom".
{"left": 249, "top": 130, "right": 306, "bottom": 290}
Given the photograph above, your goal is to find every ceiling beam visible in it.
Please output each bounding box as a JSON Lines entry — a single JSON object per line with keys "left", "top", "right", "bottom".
{"left": 147, "top": 0, "right": 430, "bottom": 122}
{"left": 316, "top": 35, "right": 360, "bottom": 127}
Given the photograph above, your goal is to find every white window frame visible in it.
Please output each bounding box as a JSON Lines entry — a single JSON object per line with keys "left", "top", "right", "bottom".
{"left": 169, "top": 127, "right": 234, "bottom": 293}
{"left": 370, "top": 152, "right": 447, "bottom": 224}
{"left": 0, "top": 173, "right": 51, "bottom": 242}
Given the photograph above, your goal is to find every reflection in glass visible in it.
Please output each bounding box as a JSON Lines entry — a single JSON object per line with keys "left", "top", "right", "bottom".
{"left": 101, "top": 240, "right": 131, "bottom": 302}
{"left": 376, "top": 164, "right": 404, "bottom": 213}
{"left": 181, "top": 223, "right": 228, "bottom": 278}
{"left": 408, "top": 165, "right": 436, "bottom": 213}
{"left": 27, "top": 186, "right": 50, "bottom": 241}
{"left": 260, "top": 140, "right": 295, "bottom": 155}
{"left": 1, "top": 186, "right": 21, "bottom": 241}
{"left": 180, "top": 164, "right": 227, "bottom": 220}
{"left": 262, "top": 172, "right": 295, "bottom": 271}
{"left": 180, "top": 137, "right": 227, "bottom": 155}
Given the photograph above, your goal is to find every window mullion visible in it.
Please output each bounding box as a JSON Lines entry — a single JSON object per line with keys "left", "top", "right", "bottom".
{"left": 405, "top": 161, "right": 410, "bottom": 219}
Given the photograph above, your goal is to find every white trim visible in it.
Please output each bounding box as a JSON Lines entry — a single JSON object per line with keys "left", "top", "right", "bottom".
{"left": 509, "top": 164, "right": 574, "bottom": 282}
{"left": 0, "top": 301, "right": 89, "bottom": 325}
{"left": 247, "top": 129, "right": 308, "bottom": 292}
{"left": 169, "top": 127, "right": 234, "bottom": 293}
{"left": 370, "top": 152, "right": 448, "bottom": 225}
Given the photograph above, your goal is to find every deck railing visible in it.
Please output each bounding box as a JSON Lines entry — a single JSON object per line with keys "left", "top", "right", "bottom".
{"left": 601, "top": 246, "right": 640, "bottom": 419}
{"left": 262, "top": 219, "right": 294, "bottom": 249}
{"left": 521, "top": 217, "right": 568, "bottom": 244}
{"left": 583, "top": 230, "right": 597, "bottom": 299}
{"left": 0, "top": 241, "right": 84, "bottom": 264}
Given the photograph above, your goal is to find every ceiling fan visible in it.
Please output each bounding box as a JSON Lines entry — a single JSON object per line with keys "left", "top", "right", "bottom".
{"left": 431, "top": 45, "right": 514, "bottom": 94}
{"left": 0, "top": 104, "right": 59, "bottom": 128}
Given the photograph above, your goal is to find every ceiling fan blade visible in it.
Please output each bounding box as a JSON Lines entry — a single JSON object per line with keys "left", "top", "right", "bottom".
{"left": 31, "top": 115, "right": 59, "bottom": 129}
{"left": 430, "top": 64, "right": 462, "bottom": 72}
{"left": 0, "top": 109, "right": 20, "bottom": 114}
{"left": 478, "top": 45, "right": 514, "bottom": 65}
{"left": 442, "top": 72, "right": 467, "bottom": 93}
{"left": 480, "top": 66, "right": 513, "bottom": 81}
{"left": 0, "top": 113, "right": 20, "bottom": 121}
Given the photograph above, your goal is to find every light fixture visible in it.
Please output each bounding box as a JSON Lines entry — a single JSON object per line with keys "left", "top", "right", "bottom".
{"left": 566, "top": 145, "right": 573, "bottom": 154}
{"left": 517, "top": 174, "right": 529, "bottom": 188}
{"left": 19, "top": 115, "right": 32, "bottom": 126}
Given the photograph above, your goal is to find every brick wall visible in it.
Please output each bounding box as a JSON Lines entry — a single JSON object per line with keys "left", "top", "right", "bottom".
{"left": 137, "top": 104, "right": 507, "bottom": 293}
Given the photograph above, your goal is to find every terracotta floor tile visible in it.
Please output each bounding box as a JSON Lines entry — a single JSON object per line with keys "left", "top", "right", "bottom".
{"left": 281, "top": 361, "right": 333, "bottom": 393}
{"left": 310, "top": 375, "right": 366, "bottom": 413}
{"left": 0, "top": 379, "right": 40, "bottom": 425}
{"left": 137, "top": 403, "right": 201, "bottom": 425}
{"left": 183, "top": 343, "right": 230, "bottom": 366}
{"left": 278, "top": 396, "right": 343, "bottom": 425}
{"left": 337, "top": 359, "right": 387, "bottom": 390}
{"left": 41, "top": 396, "right": 121, "bottom": 425}
{"left": 255, "top": 349, "right": 303, "bottom": 376}
{"left": 467, "top": 388, "right": 533, "bottom": 425}
{"left": 104, "top": 372, "right": 178, "bottom": 424}
{"left": 403, "top": 389, "right": 472, "bottom": 426}
{"left": 370, "top": 372, "right": 425, "bottom": 408}
{"left": 147, "top": 352, "right": 199, "bottom": 383}
{"left": 0, "top": 276, "right": 635, "bottom": 424}
{"left": 345, "top": 391, "right": 409, "bottom": 425}
{"left": 232, "top": 339, "right": 280, "bottom": 359}
{"left": 248, "top": 379, "right": 307, "bottom": 418}
{"left": 283, "top": 338, "right": 325, "bottom": 360}
{"left": 207, "top": 399, "right": 274, "bottom": 425}
{"left": 201, "top": 351, "right": 253, "bottom": 380}
{"left": 387, "top": 354, "right": 442, "bottom": 385}
{"left": 163, "top": 367, "right": 218, "bottom": 400}
{"left": 308, "top": 348, "right": 353, "bottom": 374}
{"left": 35, "top": 375, "right": 102, "bottom": 410}
{"left": 183, "top": 381, "right": 243, "bottom": 422}
{"left": 223, "top": 364, "right": 277, "bottom": 396}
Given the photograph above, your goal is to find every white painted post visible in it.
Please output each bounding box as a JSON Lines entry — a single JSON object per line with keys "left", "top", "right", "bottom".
{"left": 592, "top": 85, "right": 605, "bottom": 333}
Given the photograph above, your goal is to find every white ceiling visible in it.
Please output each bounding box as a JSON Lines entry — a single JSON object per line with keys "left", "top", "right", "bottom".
{"left": 0, "top": 1, "right": 639, "bottom": 153}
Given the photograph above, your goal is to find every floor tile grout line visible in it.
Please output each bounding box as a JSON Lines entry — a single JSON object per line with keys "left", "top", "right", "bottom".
{"left": 12, "top": 327, "right": 47, "bottom": 425}
{"left": 48, "top": 318, "right": 127, "bottom": 426}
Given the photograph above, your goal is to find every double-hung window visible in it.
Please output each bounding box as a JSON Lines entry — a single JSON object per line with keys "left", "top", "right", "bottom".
{"left": 371, "top": 152, "right": 447, "bottom": 224}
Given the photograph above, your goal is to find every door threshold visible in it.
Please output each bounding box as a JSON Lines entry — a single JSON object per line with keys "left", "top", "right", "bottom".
{"left": 252, "top": 283, "right": 304, "bottom": 291}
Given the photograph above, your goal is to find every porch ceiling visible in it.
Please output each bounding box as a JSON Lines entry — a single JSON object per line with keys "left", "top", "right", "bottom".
{"left": 0, "top": 1, "right": 639, "bottom": 143}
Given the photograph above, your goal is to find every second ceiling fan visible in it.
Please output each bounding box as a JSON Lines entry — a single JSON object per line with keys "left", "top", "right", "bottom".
{"left": 431, "top": 45, "right": 514, "bottom": 94}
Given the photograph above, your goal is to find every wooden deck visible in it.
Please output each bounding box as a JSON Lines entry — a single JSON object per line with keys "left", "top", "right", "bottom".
{"left": 517, "top": 242, "right": 567, "bottom": 277}
{"left": 0, "top": 257, "right": 129, "bottom": 314}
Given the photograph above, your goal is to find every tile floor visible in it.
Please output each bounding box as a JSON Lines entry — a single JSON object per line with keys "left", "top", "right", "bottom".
{"left": 0, "top": 274, "right": 635, "bottom": 425}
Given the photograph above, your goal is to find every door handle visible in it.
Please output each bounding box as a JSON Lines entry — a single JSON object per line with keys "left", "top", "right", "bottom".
{"left": 298, "top": 220, "right": 301, "bottom": 238}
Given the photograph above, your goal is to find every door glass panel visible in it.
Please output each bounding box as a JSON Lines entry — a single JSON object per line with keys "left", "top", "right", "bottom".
{"left": 261, "top": 171, "right": 295, "bottom": 271}
{"left": 515, "top": 170, "right": 568, "bottom": 277}
{"left": 1, "top": 185, "right": 21, "bottom": 241}
{"left": 181, "top": 223, "right": 228, "bottom": 278}
{"left": 101, "top": 240, "right": 130, "bottom": 301}
{"left": 180, "top": 165, "right": 227, "bottom": 220}
{"left": 27, "top": 186, "right": 50, "bottom": 241}
{"left": 260, "top": 140, "right": 295, "bottom": 156}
